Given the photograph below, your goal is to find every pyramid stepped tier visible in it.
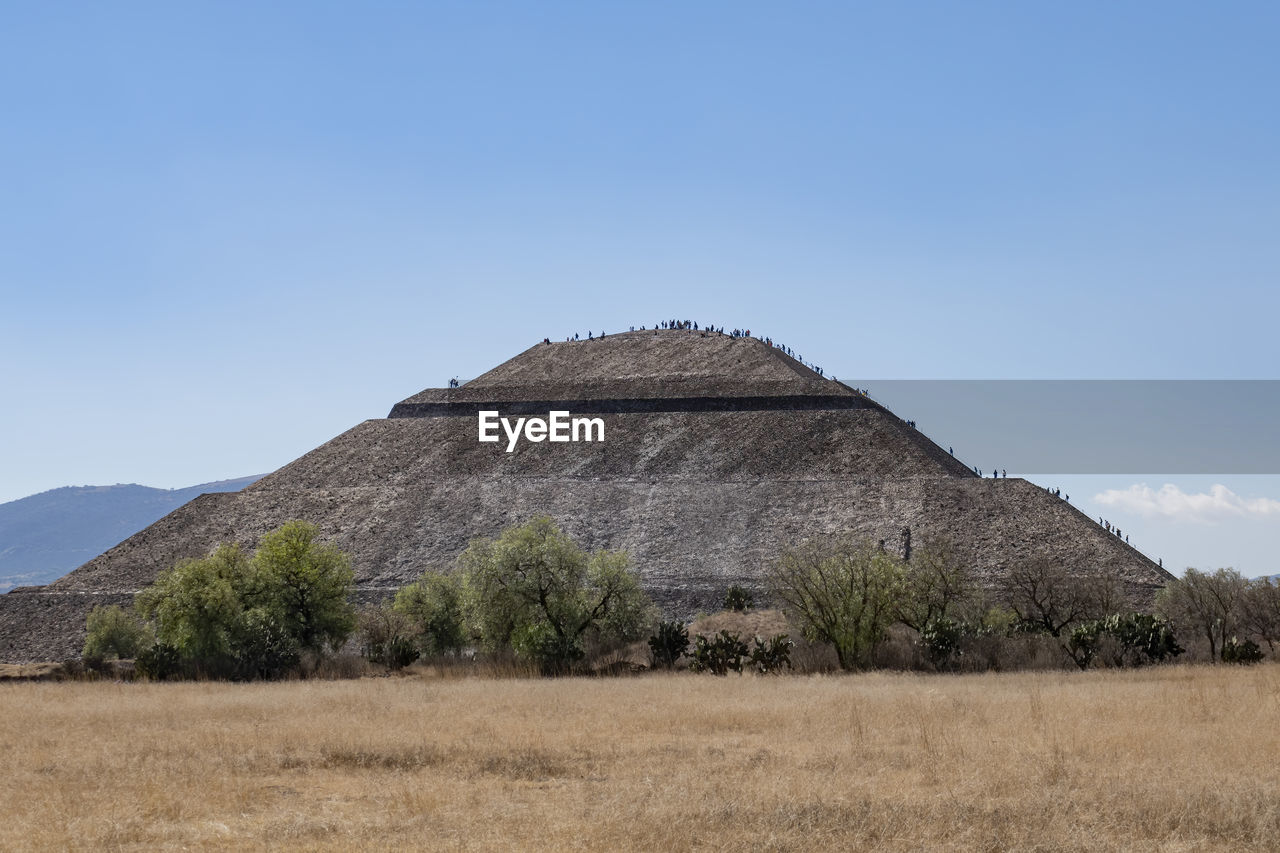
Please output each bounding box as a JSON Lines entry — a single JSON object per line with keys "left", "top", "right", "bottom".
{"left": 0, "top": 330, "right": 1172, "bottom": 662}
{"left": 392, "top": 329, "right": 856, "bottom": 411}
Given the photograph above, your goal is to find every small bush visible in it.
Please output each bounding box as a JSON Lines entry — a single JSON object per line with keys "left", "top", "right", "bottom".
{"left": 723, "top": 585, "right": 755, "bottom": 612}
{"left": 234, "top": 608, "right": 302, "bottom": 679}
{"left": 1222, "top": 636, "right": 1264, "bottom": 665}
{"left": 920, "top": 617, "right": 964, "bottom": 668}
{"left": 1068, "top": 613, "right": 1184, "bottom": 670}
{"left": 1104, "top": 613, "right": 1184, "bottom": 665}
{"left": 82, "top": 605, "right": 152, "bottom": 667}
{"left": 750, "top": 634, "right": 793, "bottom": 674}
{"left": 511, "top": 622, "right": 584, "bottom": 675}
{"left": 135, "top": 643, "right": 184, "bottom": 681}
{"left": 688, "top": 630, "right": 749, "bottom": 675}
{"left": 647, "top": 621, "right": 689, "bottom": 669}
{"left": 359, "top": 604, "right": 421, "bottom": 670}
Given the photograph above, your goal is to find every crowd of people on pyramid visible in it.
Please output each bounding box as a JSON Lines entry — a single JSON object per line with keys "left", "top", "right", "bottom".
{"left": 1098, "top": 517, "right": 1129, "bottom": 544}
{"left": 546, "top": 319, "right": 841, "bottom": 379}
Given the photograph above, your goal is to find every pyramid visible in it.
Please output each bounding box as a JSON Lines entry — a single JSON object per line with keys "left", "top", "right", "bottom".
{"left": 0, "top": 330, "right": 1172, "bottom": 661}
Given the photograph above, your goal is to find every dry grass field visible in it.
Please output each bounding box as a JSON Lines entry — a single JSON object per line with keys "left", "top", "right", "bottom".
{"left": 1, "top": 665, "right": 1278, "bottom": 852}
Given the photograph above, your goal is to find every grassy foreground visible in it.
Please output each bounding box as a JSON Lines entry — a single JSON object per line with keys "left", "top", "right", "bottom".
{"left": 1, "top": 666, "right": 1278, "bottom": 851}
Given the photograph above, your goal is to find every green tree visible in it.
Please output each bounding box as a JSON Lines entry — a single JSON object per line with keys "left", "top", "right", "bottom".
{"left": 82, "top": 604, "right": 152, "bottom": 665}
{"left": 767, "top": 536, "right": 906, "bottom": 670}
{"left": 393, "top": 571, "right": 466, "bottom": 656}
{"left": 133, "top": 522, "right": 355, "bottom": 679}
{"left": 253, "top": 520, "right": 356, "bottom": 654}
{"left": 459, "top": 516, "right": 654, "bottom": 672}
{"left": 135, "top": 543, "right": 258, "bottom": 674}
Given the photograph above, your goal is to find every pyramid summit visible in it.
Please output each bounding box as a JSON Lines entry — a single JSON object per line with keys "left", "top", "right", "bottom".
{"left": 0, "top": 328, "right": 1172, "bottom": 661}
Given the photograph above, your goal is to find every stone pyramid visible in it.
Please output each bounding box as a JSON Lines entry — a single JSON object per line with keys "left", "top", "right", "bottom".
{"left": 0, "top": 329, "right": 1171, "bottom": 661}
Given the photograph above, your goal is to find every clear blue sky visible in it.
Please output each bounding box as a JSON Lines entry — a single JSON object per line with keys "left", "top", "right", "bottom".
{"left": 2, "top": 3, "right": 1277, "bottom": 573}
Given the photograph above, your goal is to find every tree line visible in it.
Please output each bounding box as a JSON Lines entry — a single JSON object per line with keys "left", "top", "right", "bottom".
{"left": 766, "top": 534, "right": 1278, "bottom": 670}
{"left": 82, "top": 516, "right": 1279, "bottom": 679}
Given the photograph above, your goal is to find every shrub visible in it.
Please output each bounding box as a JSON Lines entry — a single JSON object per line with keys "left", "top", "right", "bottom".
{"left": 359, "top": 604, "right": 421, "bottom": 670}
{"left": 723, "top": 585, "right": 754, "bottom": 612}
{"left": 1066, "top": 620, "right": 1104, "bottom": 670}
{"left": 233, "top": 608, "right": 302, "bottom": 680}
{"left": 135, "top": 643, "right": 184, "bottom": 681}
{"left": 647, "top": 621, "right": 689, "bottom": 669}
{"left": 1222, "top": 636, "right": 1264, "bottom": 665}
{"left": 750, "top": 634, "right": 793, "bottom": 674}
{"left": 82, "top": 605, "right": 152, "bottom": 666}
{"left": 1104, "top": 613, "right": 1184, "bottom": 665}
{"left": 688, "top": 630, "right": 749, "bottom": 675}
{"left": 920, "top": 617, "right": 965, "bottom": 668}
{"left": 511, "top": 623, "right": 585, "bottom": 674}
{"left": 1067, "top": 613, "right": 1184, "bottom": 670}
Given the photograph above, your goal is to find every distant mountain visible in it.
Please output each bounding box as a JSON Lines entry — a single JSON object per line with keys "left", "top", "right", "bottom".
{"left": 0, "top": 476, "right": 262, "bottom": 592}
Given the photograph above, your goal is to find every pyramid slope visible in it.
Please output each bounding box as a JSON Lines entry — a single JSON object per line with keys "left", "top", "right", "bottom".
{"left": 395, "top": 330, "right": 851, "bottom": 407}
{"left": 6, "top": 476, "right": 1167, "bottom": 661}
{"left": 246, "top": 409, "right": 974, "bottom": 490}
{"left": 0, "top": 330, "right": 1173, "bottom": 662}
{"left": 469, "top": 329, "right": 822, "bottom": 387}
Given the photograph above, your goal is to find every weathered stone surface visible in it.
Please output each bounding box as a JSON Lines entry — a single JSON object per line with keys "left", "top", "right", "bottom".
{"left": 0, "top": 329, "right": 1171, "bottom": 662}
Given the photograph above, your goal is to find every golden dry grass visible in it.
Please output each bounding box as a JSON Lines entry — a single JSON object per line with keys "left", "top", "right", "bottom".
{"left": 0, "top": 662, "right": 65, "bottom": 681}
{"left": 1, "top": 665, "right": 1278, "bottom": 851}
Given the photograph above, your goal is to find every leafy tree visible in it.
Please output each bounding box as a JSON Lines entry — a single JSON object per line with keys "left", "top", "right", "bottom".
{"left": 133, "top": 522, "right": 355, "bottom": 679}
{"left": 723, "top": 585, "right": 754, "bottom": 612}
{"left": 393, "top": 571, "right": 466, "bottom": 656}
{"left": 1157, "top": 568, "right": 1247, "bottom": 662}
{"left": 135, "top": 543, "right": 259, "bottom": 675}
{"left": 82, "top": 604, "right": 153, "bottom": 665}
{"left": 767, "top": 536, "right": 906, "bottom": 670}
{"left": 253, "top": 520, "right": 356, "bottom": 654}
{"left": 459, "top": 517, "right": 654, "bottom": 673}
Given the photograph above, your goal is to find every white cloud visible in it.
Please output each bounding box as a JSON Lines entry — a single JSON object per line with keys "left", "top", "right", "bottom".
{"left": 1093, "top": 483, "right": 1280, "bottom": 523}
